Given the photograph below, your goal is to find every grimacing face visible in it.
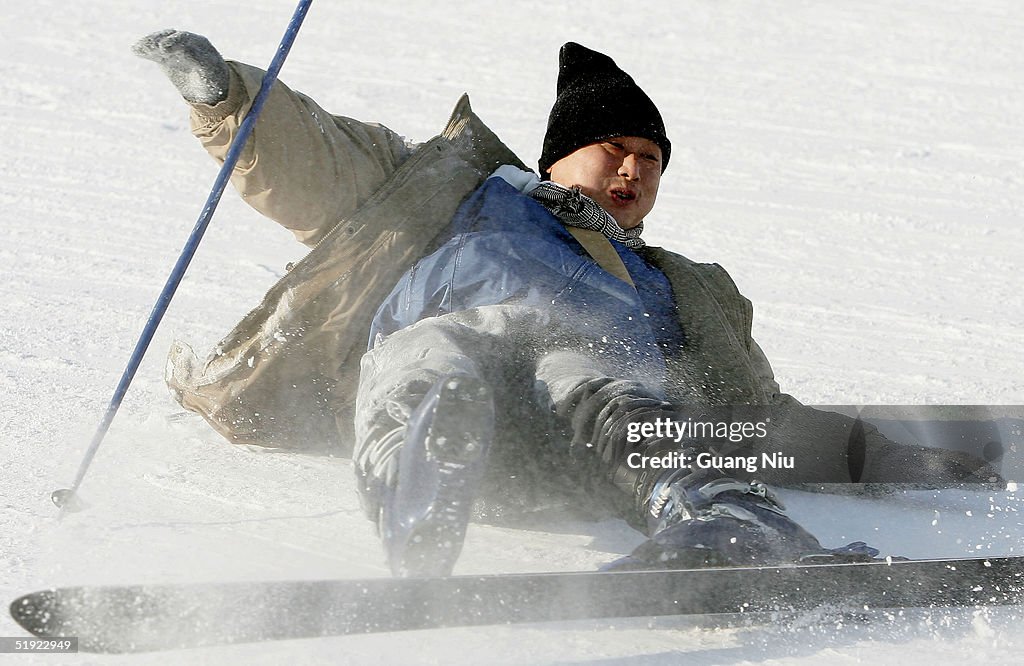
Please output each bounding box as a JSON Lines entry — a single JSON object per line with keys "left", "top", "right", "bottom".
{"left": 546, "top": 136, "right": 662, "bottom": 230}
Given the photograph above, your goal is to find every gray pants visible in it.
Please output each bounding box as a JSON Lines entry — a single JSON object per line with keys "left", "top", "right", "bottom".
{"left": 353, "top": 305, "right": 673, "bottom": 520}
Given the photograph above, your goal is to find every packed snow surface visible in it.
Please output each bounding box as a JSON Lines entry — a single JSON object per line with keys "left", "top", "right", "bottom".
{"left": 2, "top": 1, "right": 1023, "bottom": 663}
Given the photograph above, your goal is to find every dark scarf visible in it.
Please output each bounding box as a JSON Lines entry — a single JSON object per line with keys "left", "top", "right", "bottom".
{"left": 529, "top": 181, "right": 645, "bottom": 249}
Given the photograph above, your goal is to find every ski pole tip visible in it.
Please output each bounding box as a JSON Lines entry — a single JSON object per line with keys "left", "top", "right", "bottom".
{"left": 51, "top": 488, "right": 86, "bottom": 513}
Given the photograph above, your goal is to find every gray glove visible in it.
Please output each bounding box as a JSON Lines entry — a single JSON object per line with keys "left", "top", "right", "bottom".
{"left": 133, "top": 29, "right": 230, "bottom": 105}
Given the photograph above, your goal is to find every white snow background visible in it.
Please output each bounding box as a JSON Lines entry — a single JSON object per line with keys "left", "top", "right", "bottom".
{"left": 2, "top": 0, "right": 1023, "bottom": 663}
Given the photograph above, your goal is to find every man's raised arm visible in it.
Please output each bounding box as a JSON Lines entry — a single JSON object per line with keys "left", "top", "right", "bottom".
{"left": 134, "top": 30, "right": 413, "bottom": 246}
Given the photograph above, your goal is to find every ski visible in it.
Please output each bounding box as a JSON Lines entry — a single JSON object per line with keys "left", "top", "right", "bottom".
{"left": 10, "top": 556, "right": 1024, "bottom": 653}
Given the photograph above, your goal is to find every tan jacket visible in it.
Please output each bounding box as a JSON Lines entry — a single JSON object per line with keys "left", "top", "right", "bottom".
{"left": 166, "top": 63, "right": 996, "bottom": 486}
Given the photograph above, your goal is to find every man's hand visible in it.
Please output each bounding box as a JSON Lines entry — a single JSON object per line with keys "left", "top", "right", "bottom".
{"left": 133, "top": 30, "right": 230, "bottom": 105}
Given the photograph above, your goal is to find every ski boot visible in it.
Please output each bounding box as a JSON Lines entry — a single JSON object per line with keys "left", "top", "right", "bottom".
{"left": 607, "top": 468, "right": 880, "bottom": 570}
{"left": 379, "top": 375, "right": 495, "bottom": 577}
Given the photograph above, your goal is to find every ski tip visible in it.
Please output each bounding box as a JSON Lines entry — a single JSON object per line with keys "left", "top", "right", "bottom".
{"left": 9, "top": 589, "right": 58, "bottom": 638}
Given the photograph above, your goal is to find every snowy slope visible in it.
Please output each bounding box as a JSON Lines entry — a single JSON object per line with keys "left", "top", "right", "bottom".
{"left": 2, "top": 0, "right": 1023, "bottom": 663}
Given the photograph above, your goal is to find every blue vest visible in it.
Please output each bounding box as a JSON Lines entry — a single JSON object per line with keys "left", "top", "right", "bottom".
{"left": 369, "top": 177, "right": 684, "bottom": 375}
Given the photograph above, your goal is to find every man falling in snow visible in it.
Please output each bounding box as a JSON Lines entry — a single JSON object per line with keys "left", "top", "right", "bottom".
{"left": 135, "top": 31, "right": 997, "bottom": 576}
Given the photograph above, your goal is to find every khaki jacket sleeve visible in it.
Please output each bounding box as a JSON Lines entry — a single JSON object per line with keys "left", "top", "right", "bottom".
{"left": 189, "top": 62, "right": 413, "bottom": 246}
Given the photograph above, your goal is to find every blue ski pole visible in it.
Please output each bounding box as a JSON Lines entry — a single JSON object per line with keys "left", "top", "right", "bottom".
{"left": 53, "top": 0, "right": 315, "bottom": 512}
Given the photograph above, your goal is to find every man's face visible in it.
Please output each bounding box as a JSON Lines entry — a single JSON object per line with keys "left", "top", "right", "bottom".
{"left": 547, "top": 136, "right": 663, "bottom": 230}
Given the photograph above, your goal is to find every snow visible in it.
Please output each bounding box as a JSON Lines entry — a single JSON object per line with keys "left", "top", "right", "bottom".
{"left": 2, "top": 0, "right": 1023, "bottom": 663}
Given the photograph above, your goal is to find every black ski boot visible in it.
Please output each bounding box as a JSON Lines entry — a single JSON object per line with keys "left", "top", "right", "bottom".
{"left": 379, "top": 375, "right": 494, "bottom": 577}
{"left": 607, "top": 468, "right": 880, "bottom": 570}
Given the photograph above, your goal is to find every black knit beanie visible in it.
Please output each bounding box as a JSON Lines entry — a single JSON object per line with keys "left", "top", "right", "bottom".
{"left": 539, "top": 42, "right": 671, "bottom": 177}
